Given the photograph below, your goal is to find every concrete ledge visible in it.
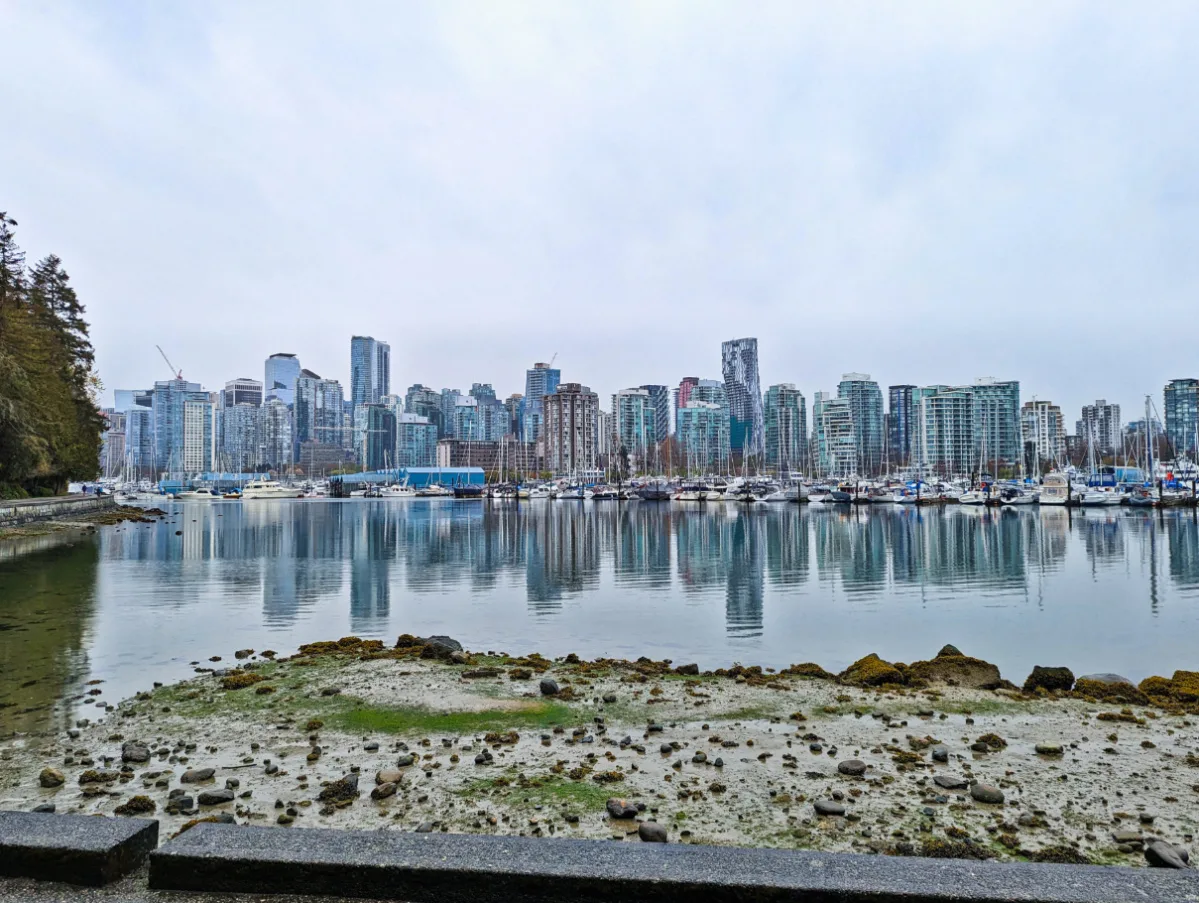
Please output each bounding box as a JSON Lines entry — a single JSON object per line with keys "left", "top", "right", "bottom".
{"left": 149, "top": 824, "right": 1198, "bottom": 903}
{"left": 0, "top": 811, "right": 158, "bottom": 887}
{"left": 0, "top": 493, "right": 115, "bottom": 528}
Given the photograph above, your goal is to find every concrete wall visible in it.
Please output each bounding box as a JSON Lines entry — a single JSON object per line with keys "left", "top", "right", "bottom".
{"left": 0, "top": 494, "right": 115, "bottom": 528}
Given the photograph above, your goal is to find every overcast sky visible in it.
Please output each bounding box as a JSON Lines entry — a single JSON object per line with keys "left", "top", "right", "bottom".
{"left": 3, "top": 1, "right": 1197, "bottom": 424}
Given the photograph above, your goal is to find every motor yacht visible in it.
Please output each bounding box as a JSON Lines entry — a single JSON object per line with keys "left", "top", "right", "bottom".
{"left": 242, "top": 480, "right": 304, "bottom": 499}
{"left": 175, "top": 487, "right": 219, "bottom": 501}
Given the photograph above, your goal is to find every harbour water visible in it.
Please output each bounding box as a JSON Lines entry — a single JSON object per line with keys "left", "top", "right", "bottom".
{"left": 2, "top": 500, "right": 1198, "bottom": 735}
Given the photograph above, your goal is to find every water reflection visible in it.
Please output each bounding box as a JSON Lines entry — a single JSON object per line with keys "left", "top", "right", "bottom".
{"left": 2, "top": 502, "right": 1199, "bottom": 722}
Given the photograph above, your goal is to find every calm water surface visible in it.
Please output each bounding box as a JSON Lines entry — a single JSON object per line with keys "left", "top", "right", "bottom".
{"left": 2, "top": 500, "right": 1198, "bottom": 733}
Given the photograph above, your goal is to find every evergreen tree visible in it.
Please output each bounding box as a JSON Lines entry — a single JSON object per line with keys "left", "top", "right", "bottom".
{"left": 0, "top": 211, "right": 105, "bottom": 496}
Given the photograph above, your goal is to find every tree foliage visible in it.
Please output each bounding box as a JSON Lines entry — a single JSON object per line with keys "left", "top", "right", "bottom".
{"left": 0, "top": 211, "right": 104, "bottom": 497}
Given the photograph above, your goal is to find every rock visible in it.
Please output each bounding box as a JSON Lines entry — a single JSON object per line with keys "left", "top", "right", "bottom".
{"left": 318, "top": 773, "right": 360, "bottom": 803}
{"left": 931, "top": 746, "right": 949, "bottom": 763}
{"left": 121, "top": 742, "right": 151, "bottom": 763}
{"left": 837, "top": 759, "right": 867, "bottom": 777}
{"left": 602, "top": 693, "right": 617, "bottom": 703}
{"left": 450, "top": 650, "right": 469, "bottom": 664}
{"left": 539, "top": 678, "right": 560, "bottom": 697}
{"left": 38, "top": 768, "right": 65, "bottom": 788}
{"left": 32, "top": 803, "right": 55, "bottom": 813}
{"left": 1023, "top": 666, "right": 1075, "bottom": 693}
{"left": 674, "top": 663, "right": 699, "bottom": 676}
{"left": 1079, "top": 672, "right": 1133, "bottom": 685}
{"left": 814, "top": 800, "right": 846, "bottom": 816}
{"left": 377, "top": 769, "right": 404, "bottom": 785}
{"left": 659, "top": 743, "right": 672, "bottom": 754}
{"left": 165, "top": 796, "right": 194, "bottom": 814}
{"left": 933, "top": 775, "right": 969, "bottom": 790}
{"left": 114, "top": 795, "right": 156, "bottom": 816}
{"left": 839, "top": 653, "right": 904, "bottom": 687}
{"left": 638, "top": 822, "right": 668, "bottom": 842}
{"left": 936, "top": 644, "right": 963, "bottom": 657}
{"left": 908, "top": 652, "right": 1002, "bottom": 690}
{"left": 1034, "top": 743, "right": 1064, "bottom": 756}
{"left": 1112, "top": 830, "right": 1144, "bottom": 844}
{"left": 181, "top": 768, "right": 216, "bottom": 783}
{"left": 1073, "top": 675, "right": 1149, "bottom": 704}
{"left": 606, "top": 798, "right": 638, "bottom": 819}
{"left": 364, "top": 742, "right": 379, "bottom": 752}
{"left": 320, "top": 687, "right": 341, "bottom": 697}
{"left": 692, "top": 751, "right": 707, "bottom": 764}
{"left": 371, "top": 782, "right": 398, "bottom": 801}
{"left": 396, "top": 754, "right": 416, "bottom": 767}
{"left": 970, "top": 784, "right": 1004, "bottom": 804}
{"left": 415, "top": 821, "right": 436, "bottom": 833}
{"left": 1144, "top": 841, "right": 1189, "bottom": 869}
{"left": 198, "top": 789, "right": 235, "bottom": 805}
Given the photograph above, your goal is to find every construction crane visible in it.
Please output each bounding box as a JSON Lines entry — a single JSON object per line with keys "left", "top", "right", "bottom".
{"left": 156, "top": 345, "right": 183, "bottom": 380}
{"left": 548, "top": 352, "right": 557, "bottom": 368}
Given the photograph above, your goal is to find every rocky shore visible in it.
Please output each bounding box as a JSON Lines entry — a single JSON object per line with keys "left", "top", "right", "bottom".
{"left": 0, "top": 636, "right": 1195, "bottom": 869}
{"left": 0, "top": 503, "right": 164, "bottom": 541}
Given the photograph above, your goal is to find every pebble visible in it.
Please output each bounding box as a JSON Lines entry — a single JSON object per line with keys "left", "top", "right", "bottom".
{"left": 606, "top": 798, "right": 638, "bottom": 819}
{"left": 181, "top": 768, "right": 216, "bottom": 783}
{"left": 931, "top": 746, "right": 949, "bottom": 763}
{"left": 197, "top": 789, "right": 235, "bottom": 805}
{"left": 602, "top": 693, "right": 617, "bottom": 703}
{"left": 38, "top": 768, "right": 65, "bottom": 788}
{"left": 933, "top": 775, "right": 969, "bottom": 791}
{"left": 397, "top": 754, "right": 416, "bottom": 767}
{"left": 32, "top": 803, "right": 55, "bottom": 814}
{"left": 371, "top": 782, "right": 398, "bottom": 801}
{"left": 659, "top": 743, "right": 672, "bottom": 754}
{"left": 814, "top": 800, "right": 846, "bottom": 816}
{"left": 121, "top": 742, "right": 150, "bottom": 763}
{"left": 364, "top": 742, "right": 379, "bottom": 752}
{"left": 1034, "top": 744, "right": 1064, "bottom": 756}
{"left": 377, "top": 769, "right": 404, "bottom": 785}
{"left": 539, "top": 678, "right": 560, "bottom": 696}
{"left": 837, "top": 760, "right": 867, "bottom": 777}
{"left": 969, "top": 784, "right": 1004, "bottom": 804}
{"left": 638, "top": 822, "right": 668, "bottom": 843}
{"left": 692, "top": 751, "right": 707, "bottom": 764}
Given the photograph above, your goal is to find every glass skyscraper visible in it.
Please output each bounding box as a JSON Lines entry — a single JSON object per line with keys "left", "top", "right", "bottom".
{"left": 969, "top": 378, "right": 1021, "bottom": 467}
{"left": 264, "top": 353, "right": 300, "bottom": 406}
{"left": 522, "top": 362, "right": 561, "bottom": 444}
{"left": 837, "top": 373, "right": 884, "bottom": 475}
{"left": 721, "top": 338, "right": 764, "bottom": 458}
{"left": 1164, "top": 378, "right": 1198, "bottom": 460}
{"left": 763, "top": 383, "right": 807, "bottom": 473}
{"left": 350, "top": 336, "right": 391, "bottom": 408}
{"left": 396, "top": 413, "right": 437, "bottom": 467}
{"left": 887, "top": 385, "right": 916, "bottom": 467}
{"left": 151, "top": 378, "right": 208, "bottom": 473}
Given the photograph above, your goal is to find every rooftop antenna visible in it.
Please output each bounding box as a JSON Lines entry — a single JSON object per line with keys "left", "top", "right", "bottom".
{"left": 156, "top": 345, "right": 183, "bottom": 380}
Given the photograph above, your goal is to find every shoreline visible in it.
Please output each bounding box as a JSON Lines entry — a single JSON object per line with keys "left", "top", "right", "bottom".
{"left": 0, "top": 636, "right": 1195, "bottom": 868}
{"left": 0, "top": 503, "right": 163, "bottom": 543}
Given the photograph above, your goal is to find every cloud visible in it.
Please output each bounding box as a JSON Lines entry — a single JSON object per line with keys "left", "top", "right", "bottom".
{"left": 2, "top": 0, "right": 1197, "bottom": 422}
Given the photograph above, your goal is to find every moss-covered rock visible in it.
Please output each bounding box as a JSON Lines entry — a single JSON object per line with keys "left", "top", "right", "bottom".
{"left": 113, "top": 795, "right": 156, "bottom": 816}
{"left": 220, "top": 671, "right": 266, "bottom": 691}
{"left": 1072, "top": 677, "right": 1148, "bottom": 705}
{"left": 1022, "top": 666, "right": 1075, "bottom": 693}
{"left": 780, "top": 662, "right": 833, "bottom": 680}
{"left": 1139, "top": 671, "right": 1199, "bottom": 704}
{"left": 839, "top": 654, "right": 905, "bottom": 687}
{"left": 907, "top": 653, "right": 1002, "bottom": 690}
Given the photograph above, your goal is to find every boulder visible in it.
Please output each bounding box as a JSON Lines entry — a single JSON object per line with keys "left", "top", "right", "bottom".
{"left": 933, "top": 775, "right": 969, "bottom": 791}
{"left": 1072, "top": 675, "right": 1148, "bottom": 705}
{"left": 318, "top": 773, "right": 360, "bottom": 803}
{"left": 371, "top": 782, "right": 398, "bottom": 801}
{"left": 970, "top": 784, "right": 1004, "bottom": 804}
{"left": 197, "top": 789, "right": 235, "bottom": 806}
{"left": 673, "top": 663, "right": 699, "bottom": 676}
{"left": 120, "top": 741, "right": 151, "bottom": 763}
{"left": 907, "top": 650, "right": 1002, "bottom": 689}
{"left": 606, "top": 798, "right": 638, "bottom": 819}
{"left": 1144, "top": 840, "right": 1189, "bottom": 869}
{"left": 1022, "top": 666, "right": 1075, "bottom": 693}
{"left": 936, "top": 644, "right": 963, "bottom": 658}
{"left": 38, "top": 768, "right": 65, "bottom": 788}
{"left": 837, "top": 760, "right": 867, "bottom": 777}
{"left": 638, "top": 822, "right": 668, "bottom": 843}
{"left": 814, "top": 800, "right": 846, "bottom": 816}
{"left": 539, "top": 678, "right": 560, "bottom": 697}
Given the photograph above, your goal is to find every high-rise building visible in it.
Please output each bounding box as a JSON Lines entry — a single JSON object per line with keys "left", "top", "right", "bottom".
{"left": 522, "top": 362, "right": 561, "bottom": 444}
{"left": 452, "top": 395, "right": 480, "bottom": 441}
{"left": 124, "top": 407, "right": 154, "bottom": 478}
{"left": 259, "top": 398, "right": 293, "bottom": 469}
{"left": 677, "top": 401, "right": 730, "bottom": 473}
{"left": 396, "top": 413, "right": 438, "bottom": 468}
{"left": 113, "top": 389, "right": 150, "bottom": 413}
{"left": 181, "top": 399, "right": 216, "bottom": 472}
{"left": 405, "top": 384, "right": 444, "bottom": 436}
{"left": 1021, "top": 400, "right": 1065, "bottom": 468}
{"left": 914, "top": 386, "right": 974, "bottom": 475}
{"left": 638, "top": 384, "right": 671, "bottom": 443}
{"left": 689, "top": 379, "right": 728, "bottom": 409}
{"left": 1077, "top": 399, "right": 1121, "bottom": 456}
{"left": 360, "top": 404, "right": 396, "bottom": 471}
{"left": 816, "top": 397, "right": 857, "bottom": 476}
{"left": 223, "top": 378, "right": 263, "bottom": 409}
{"left": 470, "top": 383, "right": 498, "bottom": 404}
{"left": 612, "top": 388, "right": 659, "bottom": 470}
{"left": 295, "top": 370, "right": 346, "bottom": 458}
{"left": 970, "top": 378, "right": 1021, "bottom": 466}
{"left": 1165, "top": 379, "right": 1199, "bottom": 460}
{"left": 837, "top": 373, "right": 884, "bottom": 474}
{"left": 100, "top": 410, "right": 126, "bottom": 477}
{"left": 763, "top": 384, "right": 807, "bottom": 474}
{"left": 674, "top": 377, "right": 700, "bottom": 428}
{"left": 264, "top": 354, "right": 300, "bottom": 406}
{"left": 222, "top": 404, "right": 261, "bottom": 472}
{"left": 438, "top": 389, "right": 464, "bottom": 439}
{"left": 504, "top": 393, "right": 523, "bottom": 439}
{"left": 721, "top": 338, "right": 764, "bottom": 458}
{"left": 470, "top": 384, "right": 510, "bottom": 441}
{"left": 887, "top": 385, "right": 917, "bottom": 467}
{"left": 150, "top": 378, "right": 208, "bottom": 473}
{"left": 350, "top": 336, "right": 390, "bottom": 408}
{"left": 543, "top": 383, "right": 598, "bottom": 475}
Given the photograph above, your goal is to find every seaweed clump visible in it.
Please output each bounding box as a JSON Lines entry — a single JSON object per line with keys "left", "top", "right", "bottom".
{"left": 1072, "top": 679, "right": 1148, "bottom": 706}
{"left": 113, "top": 795, "right": 156, "bottom": 816}
{"left": 1027, "top": 845, "right": 1092, "bottom": 865}
{"left": 779, "top": 663, "right": 833, "bottom": 680}
{"left": 1139, "top": 671, "right": 1199, "bottom": 707}
{"left": 220, "top": 671, "right": 266, "bottom": 691}
{"left": 840, "top": 654, "right": 906, "bottom": 687}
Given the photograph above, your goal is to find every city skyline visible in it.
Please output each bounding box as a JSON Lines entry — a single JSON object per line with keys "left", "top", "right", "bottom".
{"left": 6, "top": 4, "right": 1198, "bottom": 429}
